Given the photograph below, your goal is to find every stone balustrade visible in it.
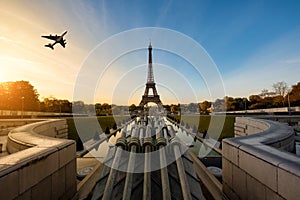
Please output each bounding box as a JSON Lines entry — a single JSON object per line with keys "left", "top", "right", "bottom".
{"left": 222, "top": 117, "right": 299, "bottom": 200}
{"left": 0, "top": 119, "right": 76, "bottom": 200}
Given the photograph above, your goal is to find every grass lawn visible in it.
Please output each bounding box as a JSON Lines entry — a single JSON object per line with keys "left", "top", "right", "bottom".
{"left": 67, "top": 116, "right": 130, "bottom": 150}
{"left": 67, "top": 115, "right": 235, "bottom": 150}
{"left": 174, "top": 115, "right": 235, "bottom": 140}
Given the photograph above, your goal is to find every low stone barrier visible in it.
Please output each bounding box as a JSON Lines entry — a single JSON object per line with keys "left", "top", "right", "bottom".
{"left": 222, "top": 117, "right": 299, "bottom": 200}
{"left": 0, "top": 119, "right": 43, "bottom": 129}
{"left": 7, "top": 119, "right": 69, "bottom": 154}
{"left": 0, "top": 109, "right": 76, "bottom": 118}
{"left": 0, "top": 119, "right": 76, "bottom": 200}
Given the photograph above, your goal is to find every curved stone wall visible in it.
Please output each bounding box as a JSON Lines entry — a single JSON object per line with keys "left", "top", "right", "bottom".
{"left": 7, "top": 119, "right": 69, "bottom": 154}
{"left": 222, "top": 117, "right": 299, "bottom": 200}
{"left": 0, "top": 119, "right": 76, "bottom": 200}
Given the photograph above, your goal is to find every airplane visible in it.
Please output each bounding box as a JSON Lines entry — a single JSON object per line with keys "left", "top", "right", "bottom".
{"left": 41, "top": 31, "right": 67, "bottom": 50}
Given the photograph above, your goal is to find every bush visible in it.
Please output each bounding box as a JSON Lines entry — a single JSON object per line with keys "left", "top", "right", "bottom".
{"left": 112, "top": 123, "right": 117, "bottom": 130}
{"left": 105, "top": 127, "right": 110, "bottom": 134}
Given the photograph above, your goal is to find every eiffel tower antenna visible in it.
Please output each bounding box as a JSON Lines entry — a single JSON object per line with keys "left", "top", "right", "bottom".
{"left": 147, "top": 42, "right": 154, "bottom": 83}
{"left": 139, "top": 43, "right": 163, "bottom": 107}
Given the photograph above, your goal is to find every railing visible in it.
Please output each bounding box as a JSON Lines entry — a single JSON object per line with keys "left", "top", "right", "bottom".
{"left": 213, "top": 106, "right": 300, "bottom": 115}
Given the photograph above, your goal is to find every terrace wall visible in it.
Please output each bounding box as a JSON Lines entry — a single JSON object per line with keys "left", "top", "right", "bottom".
{"left": 222, "top": 117, "right": 299, "bottom": 200}
{"left": 0, "top": 119, "right": 76, "bottom": 200}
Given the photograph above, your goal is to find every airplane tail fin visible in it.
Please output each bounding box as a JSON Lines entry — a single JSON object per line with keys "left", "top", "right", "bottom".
{"left": 45, "top": 43, "right": 54, "bottom": 50}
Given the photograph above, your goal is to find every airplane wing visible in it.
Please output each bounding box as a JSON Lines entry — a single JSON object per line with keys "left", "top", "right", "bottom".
{"left": 44, "top": 43, "right": 54, "bottom": 50}
{"left": 41, "top": 35, "right": 59, "bottom": 41}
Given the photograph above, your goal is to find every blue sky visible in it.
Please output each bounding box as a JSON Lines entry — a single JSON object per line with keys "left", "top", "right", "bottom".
{"left": 0, "top": 0, "right": 300, "bottom": 104}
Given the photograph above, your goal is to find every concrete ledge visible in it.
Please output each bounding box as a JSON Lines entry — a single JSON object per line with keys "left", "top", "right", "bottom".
{"left": 223, "top": 117, "right": 298, "bottom": 200}
{"left": 7, "top": 119, "right": 69, "bottom": 154}
{"left": 0, "top": 119, "right": 43, "bottom": 129}
{"left": 0, "top": 119, "right": 76, "bottom": 200}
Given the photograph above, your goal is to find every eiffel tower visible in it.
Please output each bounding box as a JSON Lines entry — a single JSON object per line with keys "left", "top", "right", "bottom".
{"left": 139, "top": 43, "right": 163, "bottom": 107}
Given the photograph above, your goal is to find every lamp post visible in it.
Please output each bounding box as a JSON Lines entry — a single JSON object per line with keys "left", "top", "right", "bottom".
{"left": 21, "top": 96, "right": 24, "bottom": 119}
{"left": 288, "top": 92, "right": 291, "bottom": 115}
{"left": 243, "top": 98, "right": 247, "bottom": 115}
{"left": 59, "top": 101, "right": 62, "bottom": 117}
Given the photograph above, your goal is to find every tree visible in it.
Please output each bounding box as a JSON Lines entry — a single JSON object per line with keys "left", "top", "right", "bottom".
{"left": 263, "top": 97, "right": 274, "bottom": 108}
{"left": 272, "top": 81, "right": 288, "bottom": 96}
{"left": 273, "top": 95, "right": 284, "bottom": 107}
{"left": 287, "top": 82, "right": 300, "bottom": 106}
{"left": 170, "top": 104, "right": 180, "bottom": 114}
{"left": 41, "top": 97, "right": 56, "bottom": 112}
{"left": 200, "top": 101, "right": 211, "bottom": 114}
{"left": 243, "top": 98, "right": 249, "bottom": 110}
{"left": 224, "top": 97, "right": 246, "bottom": 111}
{"left": 260, "top": 89, "right": 269, "bottom": 97}
{"left": 101, "top": 103, "right": 112, "bottom": 115}
{"left": 187, "top": 103, "right": 198, "bottom": 113}
{"left": 233, "top": 97, "right": 246, "bottom": 111}
{"left": 95, "top": 103, "right": 102, "bottom": 115}
{"left": 0, "top": 83, "right": 8, "bottom": 110}
{"left": 60, "top": 99, "right": 72, "bottom": 113}
{"left": 41, "top": 97, "right": 72, "bottom": 113}
{"left": 225, "top": 96, "right": 236, "bottom": 111}
{"left": 0, "top": 81, "right": 39, "bottom": 111}
{"left": 213, "top": 98, "right": 226, "bottom": 112}
{"left": 129, "top": 104, "right": 136, "bottom": 112}
{"left": 249, "top": 95, "right": 261, "bottom": 104}
{"left": 249, "top": 95, "right": 264, "bottom": 109}
{"left": 272, "top": 81, "right": 288, "bottom": 106}
{"left": 163, "top": 104, "right": 171, "bottom": 113}
{"left": 72, "top": 101, "right": 86, "bottom": 113}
